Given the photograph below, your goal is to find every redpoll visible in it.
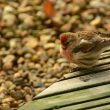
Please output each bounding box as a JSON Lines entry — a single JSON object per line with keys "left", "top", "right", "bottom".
{"left": 60, "top": 31, "right": 110, "bottom": 69}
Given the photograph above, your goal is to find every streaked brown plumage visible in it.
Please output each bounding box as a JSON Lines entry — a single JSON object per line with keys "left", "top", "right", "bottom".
{"left": 60, "top": 31, "right": 110, "bottom": 68}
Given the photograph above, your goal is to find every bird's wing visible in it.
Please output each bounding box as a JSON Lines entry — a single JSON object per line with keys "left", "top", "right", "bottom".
{"left": 72, "top": 38, "right": 104, "bottom": 53}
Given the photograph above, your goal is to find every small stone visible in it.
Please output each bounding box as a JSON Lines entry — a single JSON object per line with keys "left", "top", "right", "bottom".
{"left": 35, "top": 88, "right": 45, "bottom": 94}
{"left": 9, "top": 39, "right": 18, "bottom": 48}
{"left": 46, "top": 78, "right": 58, "bottom": 83}
{"left": 13, "top": 77, "right": 24, "bottom": 85}
{"left": 13, "top": 70, "right": 23, "bottom": 79}
{"left": 25, "top": 94, "right": 32, "bottom": 101}
{"left": 37, "top": 51, "right": 48, "bottom": 62}
{"left": 0, "top": 86, "right": 6, "bottom": 93}
{"left": 0, "top": 93, "right": 5, "bottom": 100}
{"left": 24, "top": 87, "right": 33, "bottom": 95}
{"left": 35, "top": 64, "right": 41, "bottom": 69}
{"left": 17, "top": 49, "right": 24, "bottom": 55}
{"left": 2, "top": 97, "right": 14, "bottom": 103}
{"left": 60, "top": 23, "right": 72, "bottom": 32}
{"left": 0, "top": 103, "right": 11, "bottom": 110}
{"left": 24, "top": 53, "right": 32, "bottom": 59}
{"left": 24, "top": 37, "right": 38, "bottom": 48}
{"left": 3, "top": 62, "right": 13, "bottom": 70}
{"left": 45, "top": 82, "right": 51, "bottom": 87}
{"left": 10, "top": 101, "right": 18, "bottom": 108}
{"left": 52, "top": 14, "right": 63, "bottom": 26}
{"left": 18, "top": 13, "right": 34, "bottom": 27}
{"left": 4, "top": 81, "right": 16, "bottom": 90}
{"left": 47, "top": 49, "right": 55, "bottom": 57}
{"left": 57, "top": 58, "right": 67, "bottom": 63}
{"left": 90, "top": 0, "right": 108, "bottom": 8}
{"left": 17, "top": 57, "right": 25, "bottom": 64}
{"left": 40, "top": 35, "right": 51, "bottom": 43}
{"left": 11, "top": 90, "right": 25, "bottom": 100}
{"left": 43, "top": 43, "right": 55, "bottom": 49}
{"left": 3, "top": 6, "right": 15, "bottom": 14}
{"left": 31, "top": 54, "right": 39, "bottom": 61}
{"left": 23, "top": 16, "right": 34, "bottom": 27}
{"left": 2, "top": 14, "right": 16, "bottom": 26}
{"left": 90, "top": 16, "right": 101, "bottom": 26}
{"left": 33, "top": 82, "right": 44, "bottom": 88}
{"left": 5, "top": 31, "right": 14, "bottom": 38}
{"left": 3, "top": 55, "right": 15, "bottom": 63}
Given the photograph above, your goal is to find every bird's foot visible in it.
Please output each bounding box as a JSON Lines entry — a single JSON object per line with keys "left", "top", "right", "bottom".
{"left": 79, "top": 75, "right": 91, "bottom": 82}
{"left": 70, "top": 67, "right": 85, "bottom": 72}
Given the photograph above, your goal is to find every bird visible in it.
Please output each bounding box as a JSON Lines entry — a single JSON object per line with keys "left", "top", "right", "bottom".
{"left": 60, "top": 31, "right": 110, "bottom": 69}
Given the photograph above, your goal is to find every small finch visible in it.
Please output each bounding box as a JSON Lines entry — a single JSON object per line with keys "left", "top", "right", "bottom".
{"left": 60, "top": 31, "right": 110, "bottom": 69}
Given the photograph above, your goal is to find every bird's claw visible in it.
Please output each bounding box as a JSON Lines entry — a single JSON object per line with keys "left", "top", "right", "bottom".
{"left": 79, "top": 75, "right": 91, "bottom": 82}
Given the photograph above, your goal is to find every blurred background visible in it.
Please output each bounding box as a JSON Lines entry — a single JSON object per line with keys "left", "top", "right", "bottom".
{"left": 0, "top": 0, "right": 110, "bottom": 109}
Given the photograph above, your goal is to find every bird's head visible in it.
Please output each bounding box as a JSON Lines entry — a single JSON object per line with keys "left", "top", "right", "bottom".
{"left": 60, "top": 32, "right": 77, "bottom": 49}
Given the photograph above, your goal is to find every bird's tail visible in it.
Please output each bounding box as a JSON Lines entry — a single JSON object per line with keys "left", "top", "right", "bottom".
{"left": 96, "top": 31, "right": 110, "bottom": 39}
{"left": 97, "top": 39, "right": 110, "bottom": 51}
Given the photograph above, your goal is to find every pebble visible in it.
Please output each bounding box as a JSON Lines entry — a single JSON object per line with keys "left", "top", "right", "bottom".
{"left": 90, "top": 0, "right": 108, "bottom": 8}
{"left": 35, "top": 88, "right": 45, "bottom": 94}
{"left": 3, "top": 5, "right": 15, "bottom": 14}
{"left": 3, "top": 62, "right": 13, "bottom": 70}
{"left": 0, "top": 86, "right": 6, "bottom": 93}
{"left": 11, "top": 90, "right": 25, "bottom": 100}
{"left": 23, "top": 16, "right": 34, "bottom": 27}
{"left": 24, "top": 53, "right": 32, "bottom": 59}
{"left": 2, "top": 14, "right": 16, "bottom": 26}
{"left": 43, "top": 43, "right": 55, "bottom": 49}
{"left": 9, "top": 39, "right": 18, "bottom": 48}
{"left": 18, "top": 13, "right": 34, "bottom": 27}
{"left": 17, "top": 57, "right": 25, "bottom": 64}
{"left": 90, "top": 16, "right": 101, "bottom": 26}
{"left": 60, "top": 23, "right": 72, "bottom": 32}
{"left": 2, "top": 97, "right": 14, "bottom": 103}
{"left": 3, "top": 55, "right": 15, "bottom": 63}
{"left": 0, "top": 103, "right": 11, "bottom": 110}
{"left": 57, "top": 58, "right": 67, "bottom": 64}
{"left": 0, "top": 93, "right": 5, "bottom": 101}
{"left": 25, "top": 94, "right": 32, "bottom": 101}
{"left": 13, "top": 70, "right": 23, "bottom": 79}
{"left": 33, "top": 82, "right": 44, "bottom": 88}
{"left": 47, "top": 49, "right": 55, "bottom": 57}
{"left": 24, "top": 37, "right": 38, "bottom": 48}
{"left": 10, "top": 101, "right": 19, "bottom": 108}
{"left": 40, "top": 35, "right": 51, "bottom": 44}
{"left": 3, "top": 81, "right": 15, "bottom": 90}
{"left": 24, "top": 86, "right": 33, "bottom": 95}
{"left": 37, "top": 50, "right": 48, "bottom": 62}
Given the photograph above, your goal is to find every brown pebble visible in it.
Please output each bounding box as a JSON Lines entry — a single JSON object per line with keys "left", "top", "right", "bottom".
{"left": 3, "top": 62, "right": 13, "bottom": 70}
{"left": 13, "top": 70, "right": 23, "bottom": 79}
{"left": 10, "top": 101, "right": 18, "bottom": 108}
{"left": 0, "top": 103, "right": 11, "bottom": 110}
{"left": 25, "top": 94, "right": 32, "bottom": 102}
{"left": 2, "top": 97, "right": 14, "bottom": 103}
{"left": 17, "top": 57, "right": 25, "bottom": 64}
{"left": 24, "top": 86, "right": 33, "bottom": 95}
{"left": 11, "top": 90, "right": 25, "bottom": 100}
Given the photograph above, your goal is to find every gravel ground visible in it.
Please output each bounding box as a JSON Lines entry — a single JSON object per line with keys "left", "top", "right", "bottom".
{"left": 0, "top": 0, "right": 110, "bottom": 109}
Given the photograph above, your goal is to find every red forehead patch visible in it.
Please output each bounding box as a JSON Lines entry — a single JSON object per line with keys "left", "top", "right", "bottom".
{"left": 60, "top": 35, "right": 68, "bottom": 42}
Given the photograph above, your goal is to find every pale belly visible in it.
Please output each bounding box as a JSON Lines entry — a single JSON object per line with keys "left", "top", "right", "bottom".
{"left": 60, "top": 47, "right": 104, "bottom": 68}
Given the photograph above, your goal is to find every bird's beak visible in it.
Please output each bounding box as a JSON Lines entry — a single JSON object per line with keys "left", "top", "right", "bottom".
{"left": 61, "top": 45, "right": 67, "bottom": 49}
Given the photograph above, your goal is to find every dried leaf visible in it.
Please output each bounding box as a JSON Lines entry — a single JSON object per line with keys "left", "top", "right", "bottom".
{"left": 43, "top": 0, "right": 55, "bottom": 18}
